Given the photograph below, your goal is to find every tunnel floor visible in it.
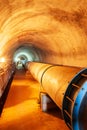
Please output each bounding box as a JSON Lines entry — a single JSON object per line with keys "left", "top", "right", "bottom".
{"left": 0, "top": 69, "right": 69, "bottom": 130}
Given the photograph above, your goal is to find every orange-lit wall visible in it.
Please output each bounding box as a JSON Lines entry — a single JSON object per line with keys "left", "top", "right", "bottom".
{"left": 0, "top": 0, "right": 87, "bottom": 67}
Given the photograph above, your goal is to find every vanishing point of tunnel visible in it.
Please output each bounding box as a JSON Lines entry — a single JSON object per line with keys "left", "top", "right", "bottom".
{"left": 0, "top": 0, "right": 87, "bottom": 130}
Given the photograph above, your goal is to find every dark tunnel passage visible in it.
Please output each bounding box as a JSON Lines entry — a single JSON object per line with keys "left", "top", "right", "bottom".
{"left": 13, "top": 45, "right": 41, "bottom": 69}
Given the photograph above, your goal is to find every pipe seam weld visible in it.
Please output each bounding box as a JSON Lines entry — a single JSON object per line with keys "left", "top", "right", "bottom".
{"left": 40, "top": 65, "right": 58, "bottom": 86}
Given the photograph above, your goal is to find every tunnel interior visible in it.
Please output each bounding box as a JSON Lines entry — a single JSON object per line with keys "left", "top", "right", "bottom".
{"left": 13, "top": 45, "right": 40, "bottom": 69}
{"left": 0, "top": 0, "right": 87, "bottom": 130}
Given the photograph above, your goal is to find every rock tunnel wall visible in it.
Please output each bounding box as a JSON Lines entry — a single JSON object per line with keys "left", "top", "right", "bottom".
{"left": 0, "top": 0, "right": 87, "bottom": 67}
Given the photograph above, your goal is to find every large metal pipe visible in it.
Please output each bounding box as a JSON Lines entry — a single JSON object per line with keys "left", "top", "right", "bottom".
{"left": 26, "top": 62, "right": 87, "bottom": 130}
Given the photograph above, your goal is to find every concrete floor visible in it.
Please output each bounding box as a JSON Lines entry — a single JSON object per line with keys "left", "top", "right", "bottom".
{"left": 0, "top": 70, "right": 69, "bottom": 130}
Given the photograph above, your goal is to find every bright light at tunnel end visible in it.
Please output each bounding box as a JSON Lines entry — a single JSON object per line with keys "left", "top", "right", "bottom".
{"left": 0, "top": 57, "right": 6, "bottom": 62}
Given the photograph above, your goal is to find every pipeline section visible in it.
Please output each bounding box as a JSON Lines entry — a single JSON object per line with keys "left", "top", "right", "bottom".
{"left": 0, "top": 62, "right": 15, "bottom": 114}
{"left": 26, "top": 62, "right": 87, "bottom": 130}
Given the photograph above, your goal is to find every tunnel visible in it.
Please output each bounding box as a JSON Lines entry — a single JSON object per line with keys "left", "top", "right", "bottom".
{"left": 0, "top": 0, "right": 87, "bottom": 130}
{"left": 13, "top": 45, "right": 41, "bottom": 69}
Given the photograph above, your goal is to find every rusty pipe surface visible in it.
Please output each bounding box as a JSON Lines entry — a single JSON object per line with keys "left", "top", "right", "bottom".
{"left": 26, "top": 62, "right": 82, "bottom": 109}
{"left": 26, "top": 62, "right": 87, "bottom": 130}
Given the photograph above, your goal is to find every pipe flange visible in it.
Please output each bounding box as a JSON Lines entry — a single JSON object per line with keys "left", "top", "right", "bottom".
{"left": 72, "top": 82, "right": 87, "bottom": 130}
{"left": 62, "top": 68, "right": 87, "bottom": 130}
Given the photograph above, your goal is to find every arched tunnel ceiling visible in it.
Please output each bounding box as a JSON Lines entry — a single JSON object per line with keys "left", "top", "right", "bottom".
{"left": 0, "top": 0, "right": 87, "bottom": 67}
